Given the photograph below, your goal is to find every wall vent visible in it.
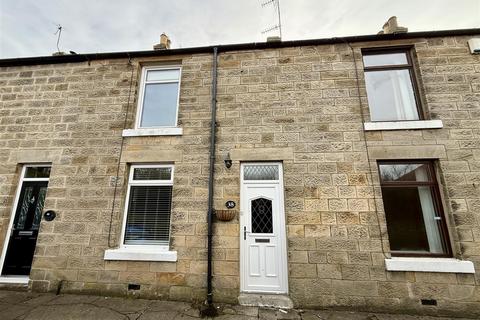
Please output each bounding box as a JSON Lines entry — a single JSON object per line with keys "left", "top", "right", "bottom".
{"left": 421, "top": 299, "right": 437, "bottom": 306}
{"left": 128, "top": 283, "right": 141, "bottom": 291}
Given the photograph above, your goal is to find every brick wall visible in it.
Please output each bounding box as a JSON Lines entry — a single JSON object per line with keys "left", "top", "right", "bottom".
{"left": 0, "top": 35, "right": 479, "bottom": 316}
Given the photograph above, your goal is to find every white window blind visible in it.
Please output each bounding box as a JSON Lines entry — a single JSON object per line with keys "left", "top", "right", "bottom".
{"left": 123, "top": 165, "right": 173, "bottom": 246}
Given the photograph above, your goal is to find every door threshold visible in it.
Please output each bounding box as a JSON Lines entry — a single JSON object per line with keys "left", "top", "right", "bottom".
{"left": 0, "top": 275, "right": 29, "bottom": 285}
{"left": 238, "top": 293, "right": 293, "bottom": 309}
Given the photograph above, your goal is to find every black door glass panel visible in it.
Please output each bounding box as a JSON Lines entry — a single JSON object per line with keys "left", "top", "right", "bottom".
{"left": 15, "top": 186, "right": 34, "bottom": 230}
{"left": 32, "top": 187, "right": 47, "bottom": 230}
{"left": 24, "top": 167, "right": 51, "bottom": 178}
{"left": 251, "top": 197, "right": 273, "bottom": 233}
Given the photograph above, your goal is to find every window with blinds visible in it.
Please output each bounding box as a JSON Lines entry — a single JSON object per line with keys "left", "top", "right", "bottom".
{"left": 123, "top": 165, "right": 174, "bottom": 246}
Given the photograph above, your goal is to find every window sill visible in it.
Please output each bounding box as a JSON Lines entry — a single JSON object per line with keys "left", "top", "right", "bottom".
{"left": 122, "top": 127, "right": 183, "bottom": 137}
{"left": 364, "top": 120, "right": 443, "bottom": 131}
{"left": 104, "top": 247, "right": 177, "bottom": 262}
{"left": 385, "top": 257, "right": 475, "bottom": 273}
{"left": 0, "top": 276, "right": 29, "bottom": 285}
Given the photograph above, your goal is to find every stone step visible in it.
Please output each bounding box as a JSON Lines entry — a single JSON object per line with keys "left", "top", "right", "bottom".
{"left": 238, "top": 293, "right": 294, "bottom": 309}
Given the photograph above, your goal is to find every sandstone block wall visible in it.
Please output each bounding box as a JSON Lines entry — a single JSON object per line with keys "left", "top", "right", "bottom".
{"left": 0, "top": 34, "right": 479, "bottom": 316}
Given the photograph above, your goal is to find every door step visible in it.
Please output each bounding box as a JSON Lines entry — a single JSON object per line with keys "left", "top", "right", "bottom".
{"left": 238, "top": 293, "right": 294, "bottom": 309}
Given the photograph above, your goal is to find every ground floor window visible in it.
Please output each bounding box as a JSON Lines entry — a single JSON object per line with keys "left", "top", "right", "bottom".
{"left": 378, "top": 161, "right": 451, "bottom": 257}
{"left": 122, "top": 164, "right": 173, "bottom": 247}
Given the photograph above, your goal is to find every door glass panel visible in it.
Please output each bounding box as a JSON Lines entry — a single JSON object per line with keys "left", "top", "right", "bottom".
{"left": 244, "top": 165, "right": 279, "bottom": 180}
{"left": 251, "top": 198, "right": 273, "bottom": 233}
{"left": 24, "top": 167, "right": 51, "bottom": 178}
{"left": 15, "top": 187, "right": 34, "bottom": 230}
{"left": 32, "top": 187, "right": 47, "bottom": 230}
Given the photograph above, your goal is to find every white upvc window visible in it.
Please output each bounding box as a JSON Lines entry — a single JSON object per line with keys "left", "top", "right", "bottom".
{"left": 120, "top": 164, "right": 174, "bottom": 249}
{"left": 123, "top": 66, "right": 182, "bottom": 136}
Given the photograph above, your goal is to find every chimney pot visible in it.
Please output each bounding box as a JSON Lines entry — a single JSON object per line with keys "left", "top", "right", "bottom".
{"left": 378, "top": 16, "right": 408, "bottom": 35}
{"left": 153, "top": 33, "right": 171, "bottom": 50}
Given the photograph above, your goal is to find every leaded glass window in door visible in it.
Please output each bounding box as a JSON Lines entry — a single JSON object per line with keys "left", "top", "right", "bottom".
{"left": 251, "top": 197, "right": 273, "bottom": 233}
{"left": 244, "top": 165, "right": 279, "bottom": 180}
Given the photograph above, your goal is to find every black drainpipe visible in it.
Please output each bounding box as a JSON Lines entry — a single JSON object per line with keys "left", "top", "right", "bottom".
{"left": 206, "top": 46, "right": 218, "bottom": 308}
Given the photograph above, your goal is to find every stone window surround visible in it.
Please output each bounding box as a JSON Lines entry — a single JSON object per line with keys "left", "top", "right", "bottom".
{"left": 360, "top": 45, "right": 443, "bottom": 131}
{"left": 104, "top": 164, "right": 177, "bottom": 262}
{"left": 123, "top": 65, "right": 183, "bottom": 137}
{"left": 360, "top": 46, "right": 429, "bottom": 122}
{"left": 378, "top": 160, "right": 452, "bottom": 257}
{"left": 368, "top": 146, "right": 475, "bottom": 273}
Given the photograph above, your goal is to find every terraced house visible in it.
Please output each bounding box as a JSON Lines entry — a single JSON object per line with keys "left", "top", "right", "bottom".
{"left": 0, "top": 18, "right": 479, "bottom": 317}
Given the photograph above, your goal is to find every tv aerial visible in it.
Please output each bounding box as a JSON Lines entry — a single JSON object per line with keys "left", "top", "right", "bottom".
{"left": 54, "top": 24, "right": 63, "bottom": 53}
{"left": 260, "top": 0, "right": 282, "bottom": 39}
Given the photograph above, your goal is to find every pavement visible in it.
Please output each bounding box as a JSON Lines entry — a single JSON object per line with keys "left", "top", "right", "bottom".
{"left": 0, "top": 290, "right": 475, "bottom": 320}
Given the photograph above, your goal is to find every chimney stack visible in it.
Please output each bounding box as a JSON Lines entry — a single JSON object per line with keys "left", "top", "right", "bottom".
{"left": 378, "top": 16, "right": 408, "bottom": 35}
{"left": 153, "top": 33, "right": 171, "bottom": 50}
{"left": 267, "top": 36, "right": 282, "bottom": 43}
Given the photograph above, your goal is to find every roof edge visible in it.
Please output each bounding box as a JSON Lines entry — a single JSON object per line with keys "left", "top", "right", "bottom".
{"left": 1, "top": 28, "right": 479, "bottom": 67}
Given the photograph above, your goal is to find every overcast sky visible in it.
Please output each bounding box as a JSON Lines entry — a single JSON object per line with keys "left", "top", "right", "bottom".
{"left": 1, "top": 0, "right": 479, "bottom": 58}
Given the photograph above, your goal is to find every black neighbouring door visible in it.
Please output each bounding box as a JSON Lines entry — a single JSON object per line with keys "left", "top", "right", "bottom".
{"left": 2, "top": 181, "right": 48, "bottom": 275}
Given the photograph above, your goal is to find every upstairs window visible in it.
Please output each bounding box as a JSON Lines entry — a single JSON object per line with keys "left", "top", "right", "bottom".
{"left": 123, "top": 165, "right": 174, "bottom": 247}
{"left": 363, "top": 49, "right": 422, "bottom": 122}
{"left": 378, "top": 161, "right": 451, "bottom": 257}
{"left": 137, "top": 67, "right": 181, "bottom": 128}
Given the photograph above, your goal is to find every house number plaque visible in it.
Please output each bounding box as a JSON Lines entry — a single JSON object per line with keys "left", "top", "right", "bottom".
{"left": 225, "top": 200, "right": 236, "bottom": 209}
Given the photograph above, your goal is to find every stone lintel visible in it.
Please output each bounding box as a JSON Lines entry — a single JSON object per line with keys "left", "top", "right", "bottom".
{"left": 9, "top": 149, "right": 60, "bottom": 163}
{"left": 121, "top": 147, "right": 182, "bottom": 163}
{"left": 368, "top": 145, "right": 446, "bottom": 160}
{"left": 230, "top": 148, "right": 294, "bottom": 161}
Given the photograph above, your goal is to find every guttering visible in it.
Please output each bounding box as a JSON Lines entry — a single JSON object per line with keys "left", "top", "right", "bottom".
{"left": 1, "top": 28, "right": 479, "bottom": 67}
{"left": 206, "top": 46, "right": 218, "bottom": 306}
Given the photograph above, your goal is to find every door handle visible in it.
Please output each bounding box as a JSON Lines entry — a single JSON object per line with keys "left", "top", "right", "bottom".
{"left": 243, "top": 226, "right": 251, "bottom": 240}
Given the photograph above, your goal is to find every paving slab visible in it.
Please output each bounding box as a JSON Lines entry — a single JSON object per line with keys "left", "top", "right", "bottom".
{"left": 18, "top": 303, "right": 128, "bottom": 320}
{"left": 136, "top": 310, "right": 180, "bottom": 320}
{"left": 92, "top": 296, "right": 151, "bottom": 313}
{"left": 2, "top": 304, "right": 35, "bottom": 320}
{"left": 47, "top": 294, "right": 101, "bottom": 305}
{"left": 0, "top": 290, "right": 476, "bottom": 320}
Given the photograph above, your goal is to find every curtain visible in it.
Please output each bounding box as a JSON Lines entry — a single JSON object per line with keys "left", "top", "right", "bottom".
{"left": 390, "top": 70, "right": 418, "bottom": 120}
{"left": 415, "top": 169, "right": 443, "bottom": 253}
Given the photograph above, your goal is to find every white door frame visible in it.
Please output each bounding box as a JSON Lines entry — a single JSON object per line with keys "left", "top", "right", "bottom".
{"left": 0, "top": 164, "right": 51, "bottom": 277}
{"left": 240, "top": 162, "right": 288, "bottom": 294}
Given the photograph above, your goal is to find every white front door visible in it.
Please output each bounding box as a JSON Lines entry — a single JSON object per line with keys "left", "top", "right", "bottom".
{"left": 240, "top": 163, "right": 288, "bottom": 293}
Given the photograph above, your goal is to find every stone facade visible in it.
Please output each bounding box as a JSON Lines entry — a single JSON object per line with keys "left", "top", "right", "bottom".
{"left": 0, "top": 33, "right": 479, "bottom": 317}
